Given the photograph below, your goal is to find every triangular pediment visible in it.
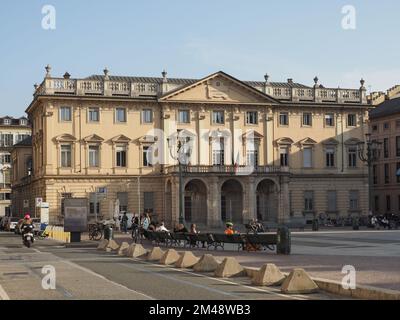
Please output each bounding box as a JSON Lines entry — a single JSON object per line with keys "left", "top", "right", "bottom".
{"left": 242, "top": 130, "right": 264, "bottom": 139}
{"left": 209, "top": 128, "right": 231, "bottom": 139}
{"left": 299, "top": 137, "right": 317, "bottom": 145}
{"left": 159, "top": 71, "right": 278, "bottom": 105}
{"left": 83, "top": 134, "right": 104, "bottom": 142}
{"left": 111, "top": 134, "right": 131, "bottom": 143}
{"left": 138, "top": 135, "right": 158, "bottom": 143}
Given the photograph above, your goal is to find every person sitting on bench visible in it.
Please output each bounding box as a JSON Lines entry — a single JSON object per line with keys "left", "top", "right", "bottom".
{"left": 224, "top": 222, "right": 237, "bottom": 235}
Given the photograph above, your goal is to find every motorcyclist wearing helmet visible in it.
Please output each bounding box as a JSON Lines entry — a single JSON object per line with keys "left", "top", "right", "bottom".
{"left": 21, "top": 214, "right": 34, "bottom": 242}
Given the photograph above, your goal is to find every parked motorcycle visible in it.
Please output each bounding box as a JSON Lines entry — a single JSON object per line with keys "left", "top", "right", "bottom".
{"left": 21, "top": 224, "right": 35, "bottom": 248}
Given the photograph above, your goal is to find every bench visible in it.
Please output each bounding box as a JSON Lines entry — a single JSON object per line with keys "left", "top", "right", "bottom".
{"left": 208, "top": 234, "right": 245, "bottom": 251}
{"left": 184, "top": 233, "right": 210, "bottom": 248}
{"left": 244, "top": 233, "right": 277, "bottom": 252}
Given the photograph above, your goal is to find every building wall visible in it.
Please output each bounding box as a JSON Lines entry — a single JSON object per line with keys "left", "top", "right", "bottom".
{"left": 371, "top": 113, "right": 400, "bottom": 215}
{"left": 1, "top": 122, "right": 31, "bottom": 217}
{"left": 14, "top": 71, "right": 370, "bottom": 226}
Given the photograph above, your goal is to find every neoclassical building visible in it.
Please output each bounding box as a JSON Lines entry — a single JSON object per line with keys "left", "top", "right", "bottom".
{"left": 12, "top": 66, "right": 370, "bottom": 227}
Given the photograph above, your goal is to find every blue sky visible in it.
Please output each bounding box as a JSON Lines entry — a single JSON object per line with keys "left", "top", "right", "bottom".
{"left": 0, "top": 0, "right": 399, "bottom": 116}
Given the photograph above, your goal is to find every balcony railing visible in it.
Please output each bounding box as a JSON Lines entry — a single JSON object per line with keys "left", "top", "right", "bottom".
{"left": 34, "top": 76, "right": 366, "bottom": 104}
{"left": 164, "top": 165, "right": 289, "bottom": 174}
{"left": 34, "top": 78, "right": 160, "bottom": 98}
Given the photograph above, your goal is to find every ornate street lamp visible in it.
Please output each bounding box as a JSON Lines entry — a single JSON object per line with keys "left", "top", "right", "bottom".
{"left": 167, "top": 134, "right": 192, "bottom": 225}
{"left": 357, "top": 133, "right": 381, "bottom": 215}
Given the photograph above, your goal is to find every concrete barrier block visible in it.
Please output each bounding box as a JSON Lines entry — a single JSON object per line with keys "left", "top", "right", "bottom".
{"left": 214, "top": 257, "right": 245, "bottom": 278}
{"left": 252, "top": 264, "right": 286, "bottom": 286}
{"left": 107, "top": 239, "right": 120, "bottom": 251}
{"left": 126, "top": 244, "right": 147, "bottom": 258}
{"left": 118, "top": 242, "right": 130, "bottom": 256}
{"left": 160, "top": 249, "right": 180, "bottom": 265}
{"left": 97, "top": 239, "right": 109, "bottom": 250}
{"left": 281, "top": 268, "right": 319, "bottom": 294}
{"left": 147, "top": 247, "right": 165, "bottom": 261}
{"left": 193, "top": 254, "right": 221, "bottom": 273}
{"left": 175, "top": 251, "right": 199, "bottom": 268}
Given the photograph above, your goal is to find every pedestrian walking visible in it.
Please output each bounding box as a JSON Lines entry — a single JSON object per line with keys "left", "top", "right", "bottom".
{"left": 121, "top": 212, "right": 128, "bottom": 234}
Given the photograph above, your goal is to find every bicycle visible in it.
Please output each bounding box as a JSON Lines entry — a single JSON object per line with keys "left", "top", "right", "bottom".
{"left": 89, "top": 223, "right": 103, "bottom": 241}
{"left": 131, "top": 224, "right": 144, "bottom": 243}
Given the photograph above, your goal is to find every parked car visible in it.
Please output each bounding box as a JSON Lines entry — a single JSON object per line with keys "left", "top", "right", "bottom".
{"left": 1, "top": 217, "right": 10, "bottom": 231}
{"left": 14, "top": 219, "right": 24, "bottom": 234}
{"left": 6, "top": 218, "right": 20, "bottom": 232}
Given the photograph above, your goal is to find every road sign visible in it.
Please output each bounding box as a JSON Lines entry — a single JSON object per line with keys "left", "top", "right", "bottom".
{"left": 23, "top": 200, "right": 29, "bottom": 208}
{"left": 35, "top": 198, "right": 43, "bottom": 208}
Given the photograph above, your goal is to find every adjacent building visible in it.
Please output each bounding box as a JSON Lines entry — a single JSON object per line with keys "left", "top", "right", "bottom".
{"left": 369, "top": 86, "right": 400, "bottom": 215}
{"left": 0, "top": 116, "right": 31, "bottom": 217}
{"left": 12, "top": 66, "right": 371, "bottom": 227}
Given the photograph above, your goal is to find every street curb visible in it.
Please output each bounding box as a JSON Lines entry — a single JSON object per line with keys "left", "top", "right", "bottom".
{"left": 245, "top": 266, "right": 400, "bottom": 300}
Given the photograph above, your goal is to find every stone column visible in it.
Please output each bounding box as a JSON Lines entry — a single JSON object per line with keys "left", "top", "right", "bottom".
{"left": 207, "top": 177, "right": 220, "bottom": 228}
{"left": 243, "top": 176, "right": 256, "bottom": 223}
{"left": 277, "top": 176, "right": 290, "bottom": 223}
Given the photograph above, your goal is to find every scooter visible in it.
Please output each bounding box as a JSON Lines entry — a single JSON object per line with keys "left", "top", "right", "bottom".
{"left": 21, "top": 224, "right": 35, "bottom": 248}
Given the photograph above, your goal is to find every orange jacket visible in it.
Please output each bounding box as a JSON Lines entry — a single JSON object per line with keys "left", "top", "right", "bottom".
{"left": 224, "top": 228, "right": 234, "bottom": 235}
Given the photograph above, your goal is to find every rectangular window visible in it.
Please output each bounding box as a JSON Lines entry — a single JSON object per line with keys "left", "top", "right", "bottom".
{"left": 0, "top": 154, "right": 11, "bottom": 164}
{"left": 384, "top": 138, "right": 389, "bottom": 158}
{"left": 326, "top": 147, "right": 335, "bottom": 167}
{"left": 279, "top": 112, "right": 289, "bottom": 126}
{"left": 325, "top": 114, "right": 334, "bottom": 127}
{"left": 396, "top": 136, "right": 400, "bottom": 157}
{"left": 349, "top": 190, "right": 359, "bottom": 210}
{"left": 116, "top": 108, "right": 127, "bottom": 123}
{"left": 347, "top": 114, "right": 356, "bottom": 127}
{"left": 303, "top": 147, "right": 312, "bottom": 168}
{"left": 327, "top": 191, "right": 337, "bottom": 212}
{"left": 384, "top": 163, "right": 389, "bottom": 184}
{"left": 383, "top": 122, "right": 390, "bottom": 130}
{"left": 397, "top": 163, "right": 400, "bottom": 183}
{"left": 117, "top": 192, "right": 128, "bottom": 213}
{"left": 304, "top": 191, "right": 314, "bottom": 212}
{"left": 396, "top": 120, "right": 400, "bottom": 128}
{"left": 372, "top": 125, "right": 378, "bottom": 132}
{"left": 144, "top": 192, "right": 154, "bottom": 213}
{"left": 60, "top": 145, "right": 72, "bottom": 168}
{"left": 398, "top": 195, "right": 400, "bottom": 211}
{"left": 212, "top": 138, "right": 224, "bottom": 165}
{"left": 142, "top": 109, "right": 153, "bottom": 123}
{"left": 0, "top": 134, "right": 14, "bottom": 147}
{"left": 302, "top": 113, "right": 312, "bottom": 126}
{"left": 178, "top": 110, "right": 190, "bottom": 123}
{"left": 246, "top": 150, "right": 259, "bottom": 167}
{"left": 386, "top": 195, "right": 391, "bottom": 212}
{"left": 348, "top": 147, "right": 357, "bottom": 168}
{"left": 280, "top": 147, "right": 289, "bottom": 167}
{"left": 89, "top": 193, "right": 100, "bottom": 215}
{"left": 374, "top": 195, "right": 379, "bottom": 212}
{"left": 373, "top": 165, "right": 378, "bottom": 184}
{"left": 212, "top": 111, "right": 224, "bottom": 124}
{"left": 116, "top": 146, "right": 127, "bottom": 167}
{"left": 88, "top": 145, "right": 100, "bottom": 167}
{"left": 143, "top": 146, "right": 152, "bottom": 167}
{"left": 88, "top": 107, "right": 100, "bottom": 122}
{"left": 246, "top": 111, "right": 258, "bottom": 125}
{"left": 60, "top": 107, "right": 72, "bottom": 122}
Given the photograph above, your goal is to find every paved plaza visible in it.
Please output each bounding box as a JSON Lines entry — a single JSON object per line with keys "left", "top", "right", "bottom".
{"left": 1, "top": 229, "right": 399, "bottom": 300}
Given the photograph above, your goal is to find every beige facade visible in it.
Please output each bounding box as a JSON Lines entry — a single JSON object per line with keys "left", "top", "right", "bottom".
{"left": 0, "top": 117, "right": 31, "bottom": 217}
{"left": 370, "top": 91, "right": 400, "bottom": 215}
{"left": 12, "top": 67, "right": 370, "bottom": 227}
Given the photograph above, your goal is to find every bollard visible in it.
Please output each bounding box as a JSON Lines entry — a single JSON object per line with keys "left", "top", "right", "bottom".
{"left": 312, "top": 219, "right": 319, "bottom": 231}
{"left": 276, "top": 225, "right": 291, "bottom": 255}
{"left": 104, "top": 225, "right": 113, "bottom": 240}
